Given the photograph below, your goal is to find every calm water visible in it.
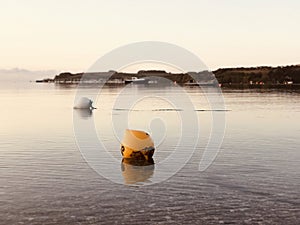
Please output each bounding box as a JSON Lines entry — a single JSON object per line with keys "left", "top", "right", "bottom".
{"left": 0, "top": 82, "right": 299, "bottom": 224}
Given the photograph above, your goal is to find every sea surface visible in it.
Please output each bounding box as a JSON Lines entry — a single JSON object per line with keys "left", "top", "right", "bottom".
{"left": 0, "top": 82, "right": 299, "bottom": 224}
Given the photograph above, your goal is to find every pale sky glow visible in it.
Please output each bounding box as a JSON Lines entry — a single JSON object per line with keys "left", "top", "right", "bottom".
{"left": 1, "top": 0, "right": 300, "bottom": 72}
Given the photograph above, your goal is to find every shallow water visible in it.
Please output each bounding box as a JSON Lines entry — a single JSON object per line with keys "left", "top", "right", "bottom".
{"left": 0, "top": 83, "right": 299, "bottom": 224}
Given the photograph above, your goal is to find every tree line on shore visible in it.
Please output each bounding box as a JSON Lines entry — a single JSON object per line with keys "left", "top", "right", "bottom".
{"left": 41, "top": 65, "right": 300, "bottom": 85}
{"left": 214, "top": 65, "right": 300, "bottom": 84}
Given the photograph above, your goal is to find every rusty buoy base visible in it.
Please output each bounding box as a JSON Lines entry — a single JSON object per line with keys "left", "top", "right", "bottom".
{"left": 122, "top": 157, "right": 154, "bottom": 166}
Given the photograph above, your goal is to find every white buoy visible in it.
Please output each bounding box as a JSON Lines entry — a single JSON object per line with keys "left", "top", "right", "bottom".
{"left": 73, "top": 97, "right": 95, "bottom": 109}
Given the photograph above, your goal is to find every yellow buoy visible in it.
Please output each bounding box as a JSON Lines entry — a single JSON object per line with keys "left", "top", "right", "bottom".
{"left": 120, "top": 129, "right": 155, "bottom": 160}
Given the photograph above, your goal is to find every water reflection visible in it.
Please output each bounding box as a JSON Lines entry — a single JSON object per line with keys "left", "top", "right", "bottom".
{"left": 74, "top": 108, "right": 93, "bottom": 118}
{"left": 121, "top": 158, "right": 155, "bottom": 185}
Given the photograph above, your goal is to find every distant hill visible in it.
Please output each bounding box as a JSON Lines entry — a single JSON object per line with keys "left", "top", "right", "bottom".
{"left": 0, "top": 68, "right": 57, "bottom": 82}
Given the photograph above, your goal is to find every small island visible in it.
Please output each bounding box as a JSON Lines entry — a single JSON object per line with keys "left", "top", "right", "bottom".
{"left": 37, "top": 64, "right": 300, "bottom": 88}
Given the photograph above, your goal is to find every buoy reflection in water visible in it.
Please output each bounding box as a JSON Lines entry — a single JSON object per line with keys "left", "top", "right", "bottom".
{"left": 74, "top": 108, "right": 93, "bottom": 118}
{"left": 121, "top": 158, "right": 155, "bottom": 185}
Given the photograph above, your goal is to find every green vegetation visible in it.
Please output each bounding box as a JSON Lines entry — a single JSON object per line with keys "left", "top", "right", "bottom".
{"left": 214, "top": 65, "right": 300, "bottom": 84}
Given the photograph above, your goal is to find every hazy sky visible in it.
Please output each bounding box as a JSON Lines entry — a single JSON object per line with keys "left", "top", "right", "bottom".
{"left": 1, "top": 0, "right": 300, "bottom": 72}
